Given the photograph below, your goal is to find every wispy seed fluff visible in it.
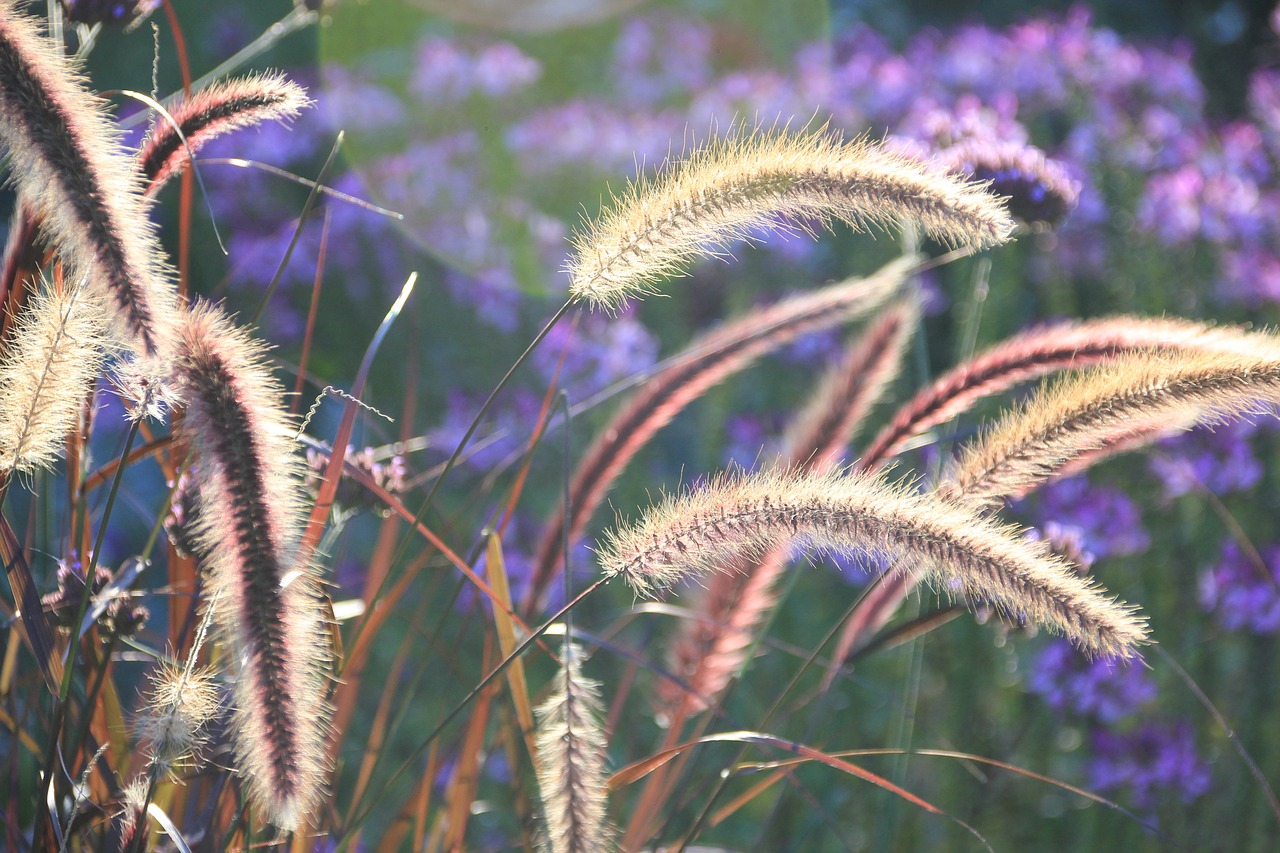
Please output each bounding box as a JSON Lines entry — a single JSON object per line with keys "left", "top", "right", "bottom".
{"left": 566, "top": 127, "right": 1015, "bottom": 309}
{"left": 534, "top": 643, "right": 614, "bottom": 853}
{"left": 0, "top": 1, "right": 177, "bottom": 358}
{"left": 136, "top": 660, "right": 219, "bottom": 773}
{"left": 170, "top": 304, "right": 329, "bottom": 830}
{"left": 0, "top": 282, "right": 107, "bottom": 472}
{"left": 598, "top": 468, "right": 1148, "bottom": 659}
{"left": 137, "top": 72, "right": 311, "bottom": 195}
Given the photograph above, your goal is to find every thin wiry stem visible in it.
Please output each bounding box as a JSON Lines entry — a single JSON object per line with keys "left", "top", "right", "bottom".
{"left": 599, "top": 468, "right": 1148, "bottom": 659}
{"left": 567, "top": 125, "right": 1013, "bottom": 310}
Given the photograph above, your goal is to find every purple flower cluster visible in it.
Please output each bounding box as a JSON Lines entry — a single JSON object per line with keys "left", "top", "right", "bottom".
{"left": 1198, "top": 539, "right": 1280, "bottom": 634}
{"left": 1028, "top": 639, "right": 1156, "bottom": 723}
{"left": 1088, "top": 723, "right": 1212, "bottom": 811}
{"left": 1031, "top": 475, "right": 1150, "bottom": 560}
{"left": 1148, "top": 419, "right": 1264, "bottom": 501}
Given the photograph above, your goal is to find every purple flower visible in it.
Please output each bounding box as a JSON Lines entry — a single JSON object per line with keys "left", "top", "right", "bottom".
{"left": 531, "top": 309, "right": 659, "bottom": 399}
{"left": 1148, "top": 420, "right": 1263, "bottom": 500}
{"left": 1027, "top": 639, "right": 1156, "bottom": 723}
{"left": 1033, "top": 475, "right": 1149, "bottom": 559}
{"left": 1088, "top": 722, "right": 1211, "bottom": 810}
{"left": 1198, "top": 539, "right": 1280, "bottom": 634}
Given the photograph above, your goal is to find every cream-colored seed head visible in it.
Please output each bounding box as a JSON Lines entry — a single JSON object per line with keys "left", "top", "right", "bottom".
{"left": 567, "top": 127, "right": 1014, "bottom": 310}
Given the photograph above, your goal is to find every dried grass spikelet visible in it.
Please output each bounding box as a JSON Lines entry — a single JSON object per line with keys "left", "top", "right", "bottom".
{"left": 534, "top": 642, "right": 614, "bottom": 853}
{"left": 137, "top": 72, "right": 311, "bottom": 195}
{"left": 858, "top": 315, "right": 1268, "bottom": 471}
{"left": 598, "top": 468, "right": 1149, "bottom": 659}
{"left": 0, "top": 1, "right": 178, "bottom": 359}
{"left": 664, "top": 300, "right": 917, "bottom": 711}
{"left": 136, "top": 659, "right": 219, "bottom": 774}
{"left": 945, "top": 346, "right": 1280, "bottom": 508}
{"left": 0, "top": 281, "right": 107, "bottom": 472}
{"left": 113, "top": 778, "right": 151, "bottom": 853}
{"left": 170, "top": 303, "right": 330, "bottom": 830}
{"left": 566, "top": 125, "right": 1014, "bottom": 310}
{"left": 527, "top": 255, "right": 913, "bottom": 610}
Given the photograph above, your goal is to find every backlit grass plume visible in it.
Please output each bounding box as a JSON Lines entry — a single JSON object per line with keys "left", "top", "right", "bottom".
{"left": 566, "top": 126, "right": 1015, "bottom": 310}
{"left": 534, "top": 642, "right": 614, "bottom": 853}
{"left": 945, "top": 346, "right": 1280, "bottom": 507}
{"left": 527, "top": 255, "right": 912, "bottom": 609}
{"left": 598, "top": 468, "right": 1148, "bottom": 659}
{"left": 665, "top": 299, "right": 918, "bottom": 712}
{"left": 0, "top": 0, "right": 177, "bottom": 358}
{"left": 170, "top": 303, "right": 330, "bottom": 830}
{"left": 0, "top": 282, "right": 106, "bottom": 472}
{"left": 137, "top": 72, "right": 311, "bottom": 195}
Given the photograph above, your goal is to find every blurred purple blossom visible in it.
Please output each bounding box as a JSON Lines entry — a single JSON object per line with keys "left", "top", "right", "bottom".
{"left": 1088, "top": 722, "right": 1212, "bottom": 811}
{"left": 1198, "top": 539, "right": 1280, "bottom": 635}
{"left": 531, "top": 309, "right": 659, "bottom": 399}
{"left": 1027, "top": 639, "right": 1156, "bottom": 723}
{"left": 1148, "top": 420, "right": 1263, "bottom": 500}
{"left": 1032, "top": 475, "right": 1149, "bottom": 560}
{"left": 409, "top": 38, "right": 541, "bottom": 104}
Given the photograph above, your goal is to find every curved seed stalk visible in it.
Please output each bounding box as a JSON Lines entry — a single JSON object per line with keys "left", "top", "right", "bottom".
{"left": 138, "top": 72, "right": 311, "bottom": 195}
{"left": 526, "top": 256, "right": 914, "bottom": 612}
{"left": 665, "top": 299, "right": 917, "bottom": 712}
{"left": 0, "top": 1, "right": 177, "bottom": 359}
{"left": 599, "top": 468, "right": 1148, "bottom": 659}
{"left": 567, "top": 126, "right": 1013, "bottom": 310}
{"left": 171, "top": 304, "right": 330, "bottom": 829}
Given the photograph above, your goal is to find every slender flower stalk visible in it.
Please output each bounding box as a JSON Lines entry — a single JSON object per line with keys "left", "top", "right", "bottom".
{"left": 527, "top": 256, "right": 912, "bottom": 611}
{"left": 566, "top": 126, "right": 1014, "bottom": 310}
{"left": 534, "top": 643, "right": 614, "bottom": 853}
{"left": 944, "top": 347, "right": 1280, "bottom": 508}
{"left": 170, "top": 304, "right": 329, "bottom": 830}
{"left": 0, "top": 0, "right": 177, "bottom": 358}
{"left": 0, "top": 281, "right": 107, "bottom": 473}
{"left": 599, "top": 468, "right": 1149, "bottom": 658}
{"left": 137, "top": 72, "right": 311, "bottom": 195}
{"left": 665, "top": 299, "right": 918, "bottom": 711}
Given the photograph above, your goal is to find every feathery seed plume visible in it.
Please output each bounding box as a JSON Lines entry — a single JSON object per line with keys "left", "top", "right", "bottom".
{"left": 138, "top": 73, "right": 311, "bottom": 195}
{"left": 664, "top": 300, "right": 918, "bottom": 711}
{"left": 170, "top": 303, "right": 329, "bottom": 829}
{"left": 534, "top": 643, "right": 614, "bottom": 853}
{"left": 599, "top": 468, "right": 1148, "bottom": 658}
{"left": 0, "top": 282, "right": 107, "bottom": 473}
{"left": 567, "top": 126, "right": 1014, "bottom": 310}
{"left": 946, "top": 347, "right": 1280, "bottom": 507}
{"left": 0, "top": 0, "right": 178, "bottom": 358}
{"left": 528, "top": 256, "right": 913, "bottom": 610}
{"left": 858, "top": 315, "right": 1268, "bottom": 471}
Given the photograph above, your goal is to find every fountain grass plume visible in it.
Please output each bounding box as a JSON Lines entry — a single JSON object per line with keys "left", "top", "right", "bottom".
{"left": 665, "top": 300, "right": 918, "bottom": 711}
{"left": 170, "top": 303, "right": 330, "bottom": 830}
{"left": 566, "top": 125, "right": 1014, "bottom": 311}
{"left": 598, "top": 467, "right": 1149, "bottom": 659}
{"left": 534, "top": 642, "right": 614, "bottom": 853}
{"left": 138, "top": 72, "right": 311, "bottom": 195}
{"left": 945, "top": 346, "right": 1280, "bottom": 507}
{"left": 857, "top": 315, "right": 1267, "bottom": 471}
{"left": 0, "top": 281, "right": 107, "bottom": 473}
{"left": 527, "top": 255, "right": 913, "bottom": 611}
{"left": 0, "top": 0, "right": 177, "bottom": 359}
